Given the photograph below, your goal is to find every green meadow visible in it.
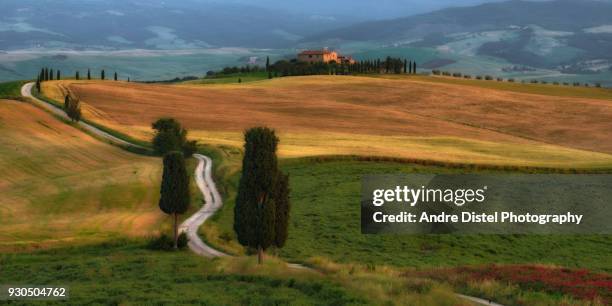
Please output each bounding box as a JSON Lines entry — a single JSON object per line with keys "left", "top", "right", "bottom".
{"left": 0, "top": 81, "right": 26, "bottom": 99}
{"left": 0, "top": 241, "right": 367, "bottom": 306}
{"left": 184, "top": 71, "right": 270, "bottom": 85}
{"left": 205, "top": 157, "right": 612, "bottom": 272}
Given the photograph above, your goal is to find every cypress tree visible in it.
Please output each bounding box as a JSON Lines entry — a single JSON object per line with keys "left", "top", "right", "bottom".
{"left": 35, "top": 78, "right": 41, "bottom": 92}
{"left": 128, "top": 77, "right": 130, "bottom": 82}
{"left": 266, "top": 56, "right": 270, "bottom": 72}
{"left": 87, "top": 69, "right": 91, "bottom": 80}
{"left": 57, "top": 70, "right": 61, "bottom": 80}
{"left": 412, "top": 62, "right": 417, "bottom": 74}
{"left": 404, "top": 60, "right": 408, "bottom": 74}
{"left": 234, "top": 127, "right": 279, "bottom": 264}
{"left": 114, "top": 72, "right": 118, "bottom": 81}
{"left": 101, "top": 70, "right": 105, "bottom": 80}
{"left": 64, "top": 95, "right": 82, "bottom": 122}
{"left": 49, "top": 69, "right": 54, "bottom": 80}
{"left": 159, "top": 151, "right": 191, "bottom": 249}
{"left": 75, "top": 71, "right": 80, "bottom": 80}
{"left": 273, "top": 172, "right": 290, "bottom": 248}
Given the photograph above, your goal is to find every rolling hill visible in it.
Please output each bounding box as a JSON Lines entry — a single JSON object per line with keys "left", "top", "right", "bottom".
{"left": 0, "top": 99, "right": 162, "bottom": 251}
{"left": 305, "top": 0, "right": 612, "bottom": 72}
{"left": 41, "top": 76, "right": 612, "bottom": 169}
{"left": 0, "top": 0, "right": 352, "bottom": 50}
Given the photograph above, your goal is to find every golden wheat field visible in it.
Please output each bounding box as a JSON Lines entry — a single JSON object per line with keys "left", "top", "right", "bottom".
{"left": 0, "top": 100, "right": 163, "bottom": 251}
{"left": 42, "top": 75, "right": 612, "bottom": 168}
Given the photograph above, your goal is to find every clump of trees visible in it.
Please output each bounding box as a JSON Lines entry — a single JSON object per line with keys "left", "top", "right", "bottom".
{"left": 158, "top": 151, "right": 191, "bottom": 249}
{"left": 214, "top": 56, "right": 418, "bottom": 79}
{"left": 63, "top": 95, "right": 82, "bottom": 122}
{"left": 151, "top": 118, "right": 197, "bottom": 157}
{"left": 234, "top": 127, "right": 291, "bottom": 264}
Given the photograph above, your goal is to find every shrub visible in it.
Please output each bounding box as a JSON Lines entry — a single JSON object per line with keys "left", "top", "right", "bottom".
{"left": 464, "top": 75, "right": 472, "bottom": 79}
{"left": 563, "top": 82, "right": 569, "bottom": 86}
{"left": 508, "top": 78, "right": 515, "bottom": 82}
{"left": 177, "top": 232, "right": 189, "bottom": 248}
{"left": 452, "top": 72, "right": 462, "bottom": 78}
{"left": 442, "top": 71, "right": 451, "bottom": 76}
{"left": 476, "top": 76, "right": 483, "bottom": 80}
{"left": 147, "top": 233, "right": 189, "bottom": 250}
{"left": 496, "top": 77, "right": 503, "bottom": 82}
{"left": 595, "top": 83, "right": 601, "bottom": 88}
{"left": 432, "top": 70, "right": 441, "bottom": 75}
{"left": 553, "top": 82, "right": 559, "bottom": 85}
{"left": 531, "top": 80, "right": 539, "bottom": 84}
{"left": 485, "top": 75, "right": 493, "bottom": 80}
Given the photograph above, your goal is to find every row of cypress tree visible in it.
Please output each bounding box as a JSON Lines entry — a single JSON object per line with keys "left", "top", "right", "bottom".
{"left": 37, "top": 68, "right": 123, "bottom": 82}
{"left": 219, "top": 57, "right": 418, "bottom": 78}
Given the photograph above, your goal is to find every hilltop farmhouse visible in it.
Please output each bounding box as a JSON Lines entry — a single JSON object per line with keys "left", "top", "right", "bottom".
{"left": 298, "top": 49, "right": 355, "bottom": 64}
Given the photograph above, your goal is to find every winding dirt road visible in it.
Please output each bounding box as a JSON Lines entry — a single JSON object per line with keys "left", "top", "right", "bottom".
{"left": 21, "top": 82, "right": 146, "bottom": 150}
{"left": 179, "top": 154, "right": 228, "bottom": 257}
{"left": 20, "top": 82, "right": 502, "bottom": 305}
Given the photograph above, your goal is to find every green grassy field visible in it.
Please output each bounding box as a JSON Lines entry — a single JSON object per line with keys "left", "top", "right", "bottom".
{"left": 0, "top": 241, "right": 369, "bottom": 305}
{"left": 0, "top": 80, "right": 26, "bottom": 99}
{"left": 184, "top": 71, "right": 270, "bottom": 85}
{"left": 205, "top": 158, "right": 612, "bottom": 272}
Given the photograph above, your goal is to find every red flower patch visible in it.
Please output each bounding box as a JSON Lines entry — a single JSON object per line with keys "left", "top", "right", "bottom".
{"left": 451, "top": 265, "right": 611, "bottom": 303}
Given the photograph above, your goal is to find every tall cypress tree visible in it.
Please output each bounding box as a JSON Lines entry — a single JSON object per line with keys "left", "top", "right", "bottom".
{"left": 159, "top": 151, "right": 191, "bottom": 249}
{"left": 49, "top": 69, "right": 54, "bottom": 81}
{"left": 75, "top": 71, "right": 80, "bottom": 80}
{"left": 114, "top": 72, "right": 118, "bottom": 81}
{"left": 234, "top": 127, "right": 279, "bottom": 264}
{"left": 57, "top": 70, "right": 61, "bottom": 80}
{"left": 101, "top": 70, "right": 105, "bottom": 80}
{"left": 412, "top": 62, "right": 417, "bottom": 74}
{"left": 266, "top": 56, "right": 270, "bottom": 72}
{"left": 87, "top": 69, "right": 91, "bottom": 80}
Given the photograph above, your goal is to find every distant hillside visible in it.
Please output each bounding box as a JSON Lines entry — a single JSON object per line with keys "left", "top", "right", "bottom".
{"left": 304, "top": 0, "right": 612, "bottom": 71}
{"left": 0, "top": 0, "right": 352, "bottom": 50}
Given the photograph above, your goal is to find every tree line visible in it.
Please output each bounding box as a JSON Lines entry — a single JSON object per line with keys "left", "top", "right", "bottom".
{"left": 267, "top": 56, "right": 417, "bottom": 76}
{"left": 36, "top": 67, "right": 125, "bottom": 84}
{"left": 213, "top": 56, "right": 418, "bottom": 79}
{"left": 431, "top": 69, "right": 603, "bottom": 88}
